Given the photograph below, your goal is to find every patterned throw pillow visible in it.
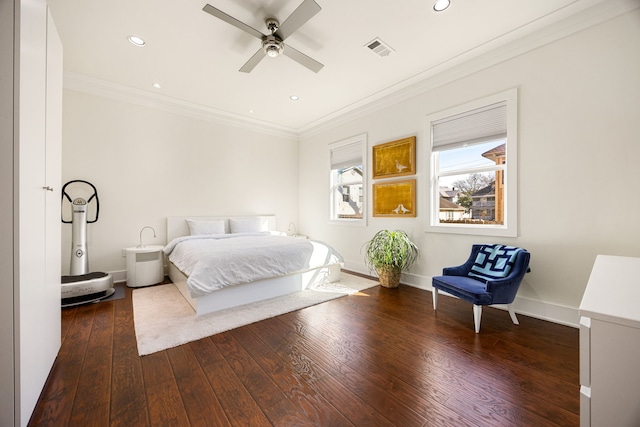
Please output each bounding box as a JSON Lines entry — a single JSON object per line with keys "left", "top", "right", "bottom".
{"left": 468, "top": 244, "right": 522, "bottom": 281}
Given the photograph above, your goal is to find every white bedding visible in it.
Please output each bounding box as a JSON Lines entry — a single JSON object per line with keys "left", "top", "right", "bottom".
{"left": 164, "top": 232, "right": 344, "bottom": 298}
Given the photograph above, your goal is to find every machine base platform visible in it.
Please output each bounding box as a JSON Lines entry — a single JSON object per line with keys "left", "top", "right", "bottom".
{"left": 61, "top": 272, "right": 115, "bottom": 307}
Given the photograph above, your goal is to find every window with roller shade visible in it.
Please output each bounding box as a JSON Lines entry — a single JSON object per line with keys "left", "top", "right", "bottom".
{"left": 426, "top": 89, "right": 518, "bottom": 237}
{"left": 329, "top": 134, "right": 366, "bottom": 223}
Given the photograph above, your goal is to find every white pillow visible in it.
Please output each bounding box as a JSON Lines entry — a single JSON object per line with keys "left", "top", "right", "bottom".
{"left": 187, "top": 219, "right": 225, "bottom": 236}
{"left": 229, "top": 217, "right": 262, "bottom": 233}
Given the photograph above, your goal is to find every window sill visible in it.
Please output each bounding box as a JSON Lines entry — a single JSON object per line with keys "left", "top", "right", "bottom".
{"left": 425, "top": 223, "right": 516, "bottom": 238}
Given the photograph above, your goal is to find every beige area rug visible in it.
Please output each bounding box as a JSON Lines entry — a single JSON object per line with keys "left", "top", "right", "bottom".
{"left": 133, "top": 272, "right": 378, "bottom": 356}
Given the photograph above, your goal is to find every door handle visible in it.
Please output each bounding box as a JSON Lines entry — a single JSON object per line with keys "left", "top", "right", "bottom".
{"left": 42, "top": 186, "right": 54, "bottom": 192}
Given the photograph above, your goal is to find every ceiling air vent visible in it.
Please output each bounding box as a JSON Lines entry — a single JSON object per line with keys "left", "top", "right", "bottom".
{"left": 365, "top": 38, "right": 395, "bottom": 58}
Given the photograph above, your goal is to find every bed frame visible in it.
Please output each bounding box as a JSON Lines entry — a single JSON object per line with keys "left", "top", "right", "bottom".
{"left": 166, "top": 215, "right": 341, "bottom": 316}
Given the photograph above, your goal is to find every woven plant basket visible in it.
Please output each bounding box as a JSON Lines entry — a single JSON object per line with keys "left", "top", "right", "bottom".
{"left": 378, "top": 268, "right": 401, "bottom": 288}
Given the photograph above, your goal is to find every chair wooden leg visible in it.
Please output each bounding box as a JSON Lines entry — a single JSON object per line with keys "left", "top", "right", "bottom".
{"left": 508, "top": 304, "right": 519, "bottom": 325}
{"left": 473, "top": 305, "right": 482, "bottom": 333}
{"left": 432, "top": 288, "right": 438, "bottom": 310}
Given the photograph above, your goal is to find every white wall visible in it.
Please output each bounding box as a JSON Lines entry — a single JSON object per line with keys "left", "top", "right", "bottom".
{"left": 61, "top": 90, "right": 300, "bottom": 276}
{"left": 298, "top": 9, "right": 640, "bottom": 325}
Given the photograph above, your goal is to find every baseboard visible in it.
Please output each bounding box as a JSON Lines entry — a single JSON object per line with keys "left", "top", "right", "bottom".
{"left": 110, "top": 269, "right": 127, "bottom": 284}
{"left": 508, "top": 295, "right": 579, "bottom": 328}
{"left": 343, "top": 262, "right": 580, "bottom": 328}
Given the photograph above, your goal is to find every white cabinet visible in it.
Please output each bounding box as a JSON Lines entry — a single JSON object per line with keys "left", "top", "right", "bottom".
{"left": 125, "top": 246, "right": 165, "bottom": 287}
{"left": 579, "top": 255, "right": 640, "bottom": 427}
{"left": 0, "top": 2, "right": 62, "bottom": 426}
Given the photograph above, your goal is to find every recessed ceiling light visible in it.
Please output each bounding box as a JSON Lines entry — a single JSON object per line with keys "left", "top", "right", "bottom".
{"left": 290, "top": 95, "right": 300, "bottom": 101}
{"left": 433, "top": 0, "right": 451, "bottom": 12}
{"left": 127, "top": 35, "right": 146, "bottom": 47}
{"left": 152, "top": 83, "right": 161, "bottom": 89}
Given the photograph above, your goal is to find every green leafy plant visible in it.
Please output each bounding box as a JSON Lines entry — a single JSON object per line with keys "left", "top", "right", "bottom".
{"left": 363, "top": 230, "right": 418, "bottom": 287}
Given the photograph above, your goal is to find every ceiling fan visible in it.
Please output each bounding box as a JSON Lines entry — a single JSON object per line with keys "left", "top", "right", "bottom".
{"left": 202, "top": 0, "right": 324, "bottom": 73}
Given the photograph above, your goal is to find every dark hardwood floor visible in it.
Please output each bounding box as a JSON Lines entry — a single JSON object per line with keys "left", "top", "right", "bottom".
{"left": 29, "top": 275, "right": 579, "bottom": 426}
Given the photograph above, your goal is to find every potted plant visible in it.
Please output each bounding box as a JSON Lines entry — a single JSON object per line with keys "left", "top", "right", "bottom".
{"left": 363, "top": 229, "right": 419, "bottom": 288}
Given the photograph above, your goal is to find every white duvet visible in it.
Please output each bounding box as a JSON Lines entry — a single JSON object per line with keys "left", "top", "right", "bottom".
{"left": 164, "top": 232, "right": 344, "bottom": 298}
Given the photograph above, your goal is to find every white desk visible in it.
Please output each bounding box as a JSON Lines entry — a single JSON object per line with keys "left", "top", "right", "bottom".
{"left": 579, "top": 255, "right": 640, "bottom": 427}
{"left": 125, "top": 245, "right": 165, "bottom": 287}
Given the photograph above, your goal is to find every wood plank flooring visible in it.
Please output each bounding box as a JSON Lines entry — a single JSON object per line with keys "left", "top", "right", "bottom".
{"left": 29, "top": 274, "right": 579, "bottom": 426}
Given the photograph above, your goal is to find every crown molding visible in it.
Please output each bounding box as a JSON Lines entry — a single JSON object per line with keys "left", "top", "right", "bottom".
{"left": 63, "top": 73, "right": 299, "bottom": 141}
{"left": 298, "top": 0, "right": 639, "bottom": 138}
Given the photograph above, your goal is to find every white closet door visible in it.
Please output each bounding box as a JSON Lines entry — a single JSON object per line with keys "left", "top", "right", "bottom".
{"left": 16, "top": 2, "right": 62, "bottom": 425}
{"left": 17, "top": 0, "right": 48, "bottom": 422}
{"left": 45, "top": 5, "right": 62, "bottom": 334}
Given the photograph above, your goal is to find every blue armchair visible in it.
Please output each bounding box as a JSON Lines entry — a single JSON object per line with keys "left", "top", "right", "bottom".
{"left": 432, "top": 244, "right": 530, "bottom": 333}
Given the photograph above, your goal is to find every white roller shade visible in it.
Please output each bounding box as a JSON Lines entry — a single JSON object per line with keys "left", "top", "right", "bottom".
{"left": 330, "top": 141, "right": 362, "bottom": 169}
{"left": 432, "top": 101, "right": 507, "bottom": 150}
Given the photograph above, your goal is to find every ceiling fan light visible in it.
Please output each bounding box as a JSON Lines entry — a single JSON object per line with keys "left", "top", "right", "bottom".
{"left": 265, "top": 45, "right": 281, "bottom": 57}
{"left": 433, "top": 0, "right": 451, "bottom": 12}
{"left": 262, "top": 36, "right": 284, "bottom": 58}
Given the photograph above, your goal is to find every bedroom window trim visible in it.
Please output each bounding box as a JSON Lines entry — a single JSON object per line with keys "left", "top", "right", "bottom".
{"left": 328, "top": 133, "right": 367, "bottom": 226}
{"left": 424, "top": 88, "right": 518, "bottom": 237}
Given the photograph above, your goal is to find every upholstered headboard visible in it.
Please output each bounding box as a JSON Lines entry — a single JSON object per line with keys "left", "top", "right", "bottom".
{"left": 166, "top": 215, "right": 277, "bottom": 242}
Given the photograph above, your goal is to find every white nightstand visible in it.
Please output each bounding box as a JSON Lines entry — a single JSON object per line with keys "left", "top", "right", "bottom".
{"left": 125, "top": 245, "right": 165, "bottom": 288}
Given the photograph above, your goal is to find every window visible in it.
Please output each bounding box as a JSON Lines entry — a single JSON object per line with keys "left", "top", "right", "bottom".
{"left": 329, "top": 134, "right": 366, "bottom": 224}
{"left": 426, "top": 89, "right": 518, "bottom": 237}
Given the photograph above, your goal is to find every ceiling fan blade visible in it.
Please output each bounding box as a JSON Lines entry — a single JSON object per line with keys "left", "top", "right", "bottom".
{"left": 283, "top": 45, "right": 323, "bottom": 73}
{"left": 202, "top": 4, "right": 265, "bottom": 39}
{"left": 275, "top": 0, "right": 321, "bottom": 40}
{"left": 239, "top": 48, "right": 266, "bottom": 73}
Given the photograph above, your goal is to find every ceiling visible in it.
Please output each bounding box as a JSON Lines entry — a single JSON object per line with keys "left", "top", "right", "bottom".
{"left": 47, "top": 0, "right": 610, "bottom": 132}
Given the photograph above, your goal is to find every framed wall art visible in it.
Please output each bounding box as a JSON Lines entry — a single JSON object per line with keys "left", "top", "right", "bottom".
{"left": 372, "top": 136, "right": 416, "bottom": 179}
{"left": 373, "top": 179, "right": 416, "bottom": 217}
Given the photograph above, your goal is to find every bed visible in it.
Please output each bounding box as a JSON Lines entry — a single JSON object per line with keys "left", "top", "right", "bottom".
{"left": 165, "top": 215, "right": 344, "bottom": 316}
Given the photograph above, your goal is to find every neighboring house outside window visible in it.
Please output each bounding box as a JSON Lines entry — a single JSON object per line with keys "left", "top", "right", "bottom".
{"left": 478, "top": 142, "right": 506, "bottom": 223}
{"left": 335, "top": 166, "right": 363, "bottom": 219}
{"left": 425, "top": 89, "right": 518, "bottom": 237}
{"left": 439, "top": 197, "right": 467, "bottom": 221}
{"left": 471, "top": 182, "right": 496, "bottom": 221}
{"left": 329, "top": 134, "right": 366, "bottom": 224}
{"left": 439, "top": 186, "right": 459, "bottom": 204}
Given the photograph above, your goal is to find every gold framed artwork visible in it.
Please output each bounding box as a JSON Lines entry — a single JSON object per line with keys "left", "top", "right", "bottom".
{"left": 372, "top": 136, "right": 416, "bottom": 179}
{"left": 373, "top": 179, "right": 416, "bottom": 217}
